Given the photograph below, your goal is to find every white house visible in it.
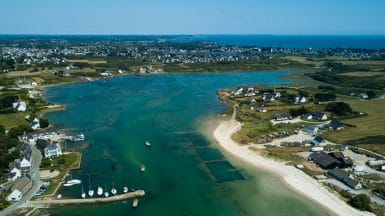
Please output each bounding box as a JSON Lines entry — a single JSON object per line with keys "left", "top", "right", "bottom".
{"left": 12, "top": 101, "right": 27, "bottom": 112}
{"left": 8, "top": 166, "right": 21, "bottom": 181}
{"left": 359, "top": 93, "right": 369, "bottom": 99}
{"left": 44, "top": 143, "right": 62, "bottom": 158}
{"left": 295, "top": 96, "right": 307, "bottom": 104}
{"left": 31, "top": 118, "right": 40, "bottom": 130}
{"left": 100, "top": 71, "right": 112, "bottom": 76}
{"left": 6, "top": 175, "right": 32, "bottom": 201}
{"left": 20, "top": 157, "right": 31, "bottom": 173}
{"left": 6, "top": 189, "right": 22, "bottom": 201}
{"left": 303, "top": 125, "right": 319, "bottom": 135}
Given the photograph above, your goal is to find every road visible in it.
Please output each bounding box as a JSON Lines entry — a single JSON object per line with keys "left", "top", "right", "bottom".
{"left": 1, "top": 143, "right": 42, "bottom": 216}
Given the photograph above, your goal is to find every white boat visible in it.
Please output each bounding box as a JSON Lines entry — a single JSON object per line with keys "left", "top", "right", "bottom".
{"left": 64, "top": 174, "right": 81, "bottom": 186}
{"left": 123, "top": 187, "right": 128, "bottom": 193}
{"left": 88, "top": 178, "right": 94, "bottom": 197}
{"left": 111, "top": 188, "right": 117, "bottom": 196}
{"left": 88, "top": 189, "right": 94, "bottom": 197}
{"left": 145, "top": 140, "right": 151, "bottom": 147}
{"left": 81, "top": 186, "right": 86, "bottom": 199}
{"left": 111, "top": 178, "right": 117, "bottom": 195}
{"left": 67, "top": 179, "right": 82, "bottom": 185}
{"left": 132, "top": 198, "right": 138, "bottom": 208}
{"left": 104, "top": 191, "right": 109, "bottom": 197}
{"left": 97, "top": 186, "right": 103, "bottom": 196}
{"left": 140, "top": 165, "right": 145, "bottom": 172}
{"left": 57, "top": 194, "right": 62, "bottom": 200}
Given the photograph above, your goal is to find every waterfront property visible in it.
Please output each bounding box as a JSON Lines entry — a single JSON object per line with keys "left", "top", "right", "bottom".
{"left": 44, "top": 143, "right": 63, "bottom": 158}
{"left": 327, "top": 168, "right": 362, "bottom": 190}
{"left": 309, "top": 152, "right": 341, "bottom": 169}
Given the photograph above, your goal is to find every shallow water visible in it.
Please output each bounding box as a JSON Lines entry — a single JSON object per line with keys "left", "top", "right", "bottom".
{"left": 44, "top": 72, "right": 328, "bottom": 216}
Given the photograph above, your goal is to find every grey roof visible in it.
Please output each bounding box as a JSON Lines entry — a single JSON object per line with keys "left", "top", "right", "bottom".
{"left": 9, "top": 160, "right": 20, "bottom": 170}
{"left": 314, "top": 136, "right": 324, "bottom": 143}
{"left": 328, "top": 168, "right": 360, "bottom": 189}
{"left": 45, "top": 144, "right": 59, "bottom": 151}
{"left": 14, "top": 175, "right": 31, "bottom": 191}
{"left": 312, "top": 112, "right": 326, "bottom": 120}
{"left": 309, "top": 152, "right": 341, "bottom": 169}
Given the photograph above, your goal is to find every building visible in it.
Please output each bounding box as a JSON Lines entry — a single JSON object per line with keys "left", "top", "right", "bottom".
{"left": 44, "top": 143, "right": 62, "bottom": 158}
{"left": 312, "top": 112, "right": 328, "bottom": 121}
{"left": 311, "top": 136, "right": 326, "bottom": 146}
{"left": 324, "top": 120, "right": 344, "bottom": 130}
{"left": 12, "top": 101, "right": 27, "bottom": 112}
{"left": 7, "top": 161, "right": 21, "bottom": 181}
{"left": 301, "top": 113, "right": 313, "bottom": 120}
{"left": 327, "top": 168, "right": 362, "bottom": 190}
{"left": 31, "top": 117, "right": 40, "bottom": 130}
{"left": 273, "top": 113, "right": 292, "bottom": 121}
{"left": 6, "top": 175, "right": 32, "bottom": 201}
{"left": 36, "top": 138, "right": 50, "bottom": 150}
{"left": 309, "top": 151, "right": 341, "bottom": 169}
{"left": 303, "top": 125, "right": 319, "bottom": 135}
{"left": 19, "top": 157, "right": 32, "bottom": 174}
{"left": 295, "top": 96, "right": 307, "bottom": 104}
{"left": 329, "top": 152, "right": 353, "bottom": 168}
{"left": 359, "top": 93, "right": 369, "bottom": 99}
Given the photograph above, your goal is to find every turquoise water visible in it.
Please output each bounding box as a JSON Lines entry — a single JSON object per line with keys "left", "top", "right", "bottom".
{"left": 44, "top": 72, "right": 328, "bottom": 216}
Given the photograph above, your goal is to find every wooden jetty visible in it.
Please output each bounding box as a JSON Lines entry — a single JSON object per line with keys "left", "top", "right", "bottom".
{"left": 26, "top": 190, "right": 145, "bottom": 208}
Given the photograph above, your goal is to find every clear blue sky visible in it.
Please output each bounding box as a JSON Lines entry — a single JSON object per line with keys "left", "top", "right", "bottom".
{"left": 1, "top": 0, "right": 384, "bottom": 35}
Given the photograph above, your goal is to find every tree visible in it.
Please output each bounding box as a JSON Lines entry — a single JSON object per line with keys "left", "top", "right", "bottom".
{"left": 289, "top": 106, "right": 308, "bottom": 117}
{"left": 325, "top": 102, "right": 353, "bottom": 116}
{"left": 348, "top": 194, "right": 372, "bottom": 212}
{"left": 39, "top": 118, "right": 49, "bottom": 128}
{"left": 0, "top": 125, "right": 5, "bottom": 134}
{"left": 366, "top": 91, "right": 376, "bottom": 99}
{"left": 8, "top": 125, "right": 32, "bottom": 138}
{"left": 314, "top": 92, "right": 336, "bottom": 102}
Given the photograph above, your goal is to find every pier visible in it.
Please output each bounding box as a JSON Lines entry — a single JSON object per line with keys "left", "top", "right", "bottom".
{"left": 25, "top": 190, "right": 145, "bottom": 208}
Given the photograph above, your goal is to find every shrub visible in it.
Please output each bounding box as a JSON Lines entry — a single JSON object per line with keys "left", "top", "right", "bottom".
{"left": 325, "top": 102, "right": 353, "bottom": 116}
{"left": 348, "top": 194, "right": 372, "bottom": 212}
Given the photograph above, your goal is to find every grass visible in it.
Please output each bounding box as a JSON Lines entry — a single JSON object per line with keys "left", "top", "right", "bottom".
{"left": 41, "top": 152, "right": 82, "bottom": 196}
{"left": 0, "top": 112, "right": 29, "bottom": 129}
{"left": 356, "top": 144, "right": 385, "bottom": 156}
{"left": 260, "top": 146, "right": 309, "bottom": 164}
{"left": 324, "top": 100, "right": 385, "bottom": 144}
{"left": 279, "top": 56, "right": 325, "bottom": 67}
{"left": 66, "top": 59, "right": 107, "bottom": 64}
{"left": 339, "top": 71, "right": 385, "bottom": 77}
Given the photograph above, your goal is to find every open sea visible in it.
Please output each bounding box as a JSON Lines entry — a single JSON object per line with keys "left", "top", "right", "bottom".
{"left": 43, "top": 72, "right": 331, "bottom": 216}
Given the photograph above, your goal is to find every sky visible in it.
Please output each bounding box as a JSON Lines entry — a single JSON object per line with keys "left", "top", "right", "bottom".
{"left": 1, "top": 0, "right": 385, "bottom": 35}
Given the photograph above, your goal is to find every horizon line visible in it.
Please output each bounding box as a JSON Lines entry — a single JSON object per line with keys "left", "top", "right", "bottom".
{"left": 1, "top": 33, "right": 385, "bottom": 37}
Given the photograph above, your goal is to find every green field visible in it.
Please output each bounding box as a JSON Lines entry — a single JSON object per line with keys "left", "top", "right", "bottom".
{"left": 0, "top": 112, "right": 29, "bottom": 129}
{"left": 324, "top": 100, "right": 385, "bottom": 144}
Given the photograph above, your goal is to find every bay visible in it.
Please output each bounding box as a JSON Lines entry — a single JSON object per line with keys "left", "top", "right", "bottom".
{"left": 44, "top": 72, "right": 328, "bottom": 216}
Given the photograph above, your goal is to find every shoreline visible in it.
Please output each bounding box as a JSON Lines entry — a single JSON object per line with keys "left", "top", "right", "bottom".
{"left": 212, "top": 109, "right": 373, "bottom": 216}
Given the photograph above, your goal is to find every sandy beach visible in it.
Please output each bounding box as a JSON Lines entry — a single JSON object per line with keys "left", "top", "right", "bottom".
{"left": 213, "top": 111, "right": 373, "bottom": 216}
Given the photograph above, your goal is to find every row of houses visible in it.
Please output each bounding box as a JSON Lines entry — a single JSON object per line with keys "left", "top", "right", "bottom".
{"left": 301, "top": 112, "right": 328, "bottom": 121}
{"left": 12, "top": 101, "right": 27, "bottom": 112}
{"left": 303, "top": 120, "right": 344, "bottom": 136}
{"left": 309, "top": 151, "right": 353, "bottom": 169}
{"left": 308, "top": 151, "right": 362, "bottom": 190}
{"left": 7, "top": 144, "right": 32, "bottom": 181}
{"left": 274, "top": 112, "right": 328, "bottom": 123}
